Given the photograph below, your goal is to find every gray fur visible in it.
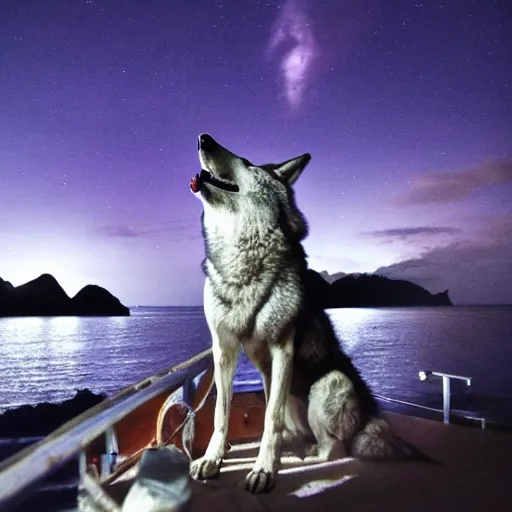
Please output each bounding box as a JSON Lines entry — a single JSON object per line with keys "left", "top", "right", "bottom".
{"left": 188, "top": 134, "right": 423, "bottom": 493}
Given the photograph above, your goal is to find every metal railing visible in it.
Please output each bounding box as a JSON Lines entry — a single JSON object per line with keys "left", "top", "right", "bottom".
{"left": 375, "top": 370, "right": 486, "bottom": 430}
{"left": 0, "top": 348, "right": 213, "bottom": 511}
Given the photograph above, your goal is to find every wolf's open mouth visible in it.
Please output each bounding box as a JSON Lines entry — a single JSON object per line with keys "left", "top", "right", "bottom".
{"left": 190, "top": 169, "right": 239, "bottom": 193}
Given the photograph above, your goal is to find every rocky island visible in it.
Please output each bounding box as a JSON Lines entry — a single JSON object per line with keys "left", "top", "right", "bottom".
{"left": 306, "top": 269, "right": 452, "bottom": 308}
{"left": 0, "top": 274, "right": 130, "bottom": 317}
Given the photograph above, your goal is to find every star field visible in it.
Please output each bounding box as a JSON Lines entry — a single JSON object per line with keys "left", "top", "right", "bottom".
{"left": 0, "top": 0, "right": 510, "bottom": 305}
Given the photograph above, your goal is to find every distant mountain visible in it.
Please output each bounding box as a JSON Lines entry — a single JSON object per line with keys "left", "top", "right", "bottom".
{"left": 70, "top": 284, "right": 130, "bottom": 316}
{"left": 0, "top": 274, "right": 130, "bottom": 317}
{"left": 307, "top": 270, "right": 452, "bottom": 308}
{"left": 318, "top": 270, "right": 347, "bottom": 284}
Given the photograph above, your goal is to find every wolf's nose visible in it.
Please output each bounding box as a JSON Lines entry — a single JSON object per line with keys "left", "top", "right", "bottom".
{"left": 198, "top": 134, "right": 217, "bottom": 152}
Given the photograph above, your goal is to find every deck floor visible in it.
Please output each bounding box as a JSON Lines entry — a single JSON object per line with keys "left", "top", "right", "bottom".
{"left": 188, "top": 413, "right": 512, "bottom": 512}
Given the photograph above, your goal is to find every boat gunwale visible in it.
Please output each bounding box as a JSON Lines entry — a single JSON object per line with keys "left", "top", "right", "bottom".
{"left": 0, "top": 348, "right": 213, "bottom": 510}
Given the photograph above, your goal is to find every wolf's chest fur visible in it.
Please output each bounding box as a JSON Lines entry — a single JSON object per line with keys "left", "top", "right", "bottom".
{"left": 202, "top": 214, "right": 301, "bottom": 340}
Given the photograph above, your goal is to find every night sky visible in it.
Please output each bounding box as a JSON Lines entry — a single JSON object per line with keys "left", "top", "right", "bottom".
{"left": 1, "top": 0, "right": 510, "bottom": 306}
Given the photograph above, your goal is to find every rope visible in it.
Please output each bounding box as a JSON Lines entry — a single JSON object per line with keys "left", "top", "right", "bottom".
{"left": 102, "top": 363, "right": 215, "bottom": 486}
{"left": 78, "top": 352, "right": 214, "bottom": 510}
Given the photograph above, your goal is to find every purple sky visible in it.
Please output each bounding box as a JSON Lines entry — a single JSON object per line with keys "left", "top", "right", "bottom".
{"left": 1, "top": 0, "right": 510, "bottom": 306}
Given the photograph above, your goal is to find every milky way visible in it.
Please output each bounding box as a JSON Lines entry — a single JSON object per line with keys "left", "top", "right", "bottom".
{"left": 267, "top": 0, "right": 318, "bottom": 109}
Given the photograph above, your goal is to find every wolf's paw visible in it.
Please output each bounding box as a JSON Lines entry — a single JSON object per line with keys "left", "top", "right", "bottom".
{"left": 190, "top": 457, "right": 221, "bottom": 480}
{"left": 244, "top": 468, "right": 276, "bottom": 493}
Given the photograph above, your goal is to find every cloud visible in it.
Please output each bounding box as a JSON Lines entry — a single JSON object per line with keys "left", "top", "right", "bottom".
{"left": 99, "top": 221, "right": 201, "bottom": 241}
{"left": 366, "top": 226, "right": 461, "bottom": 241}
{"left": 374, "top": 215, "right": 512, "bottom": 304}
{"left": 101, "top": 225, "right": 142, "bottom": 238}
{"left": 398, "top": 159, "right": 512, "bottom": 206}
{"left": 267, "top": 0, "right": 318, "bottom": 110}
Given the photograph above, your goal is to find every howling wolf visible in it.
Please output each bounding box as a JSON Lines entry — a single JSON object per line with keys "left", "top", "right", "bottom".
{"left": 189, "top": 134, "right": 423, "bottom": 493}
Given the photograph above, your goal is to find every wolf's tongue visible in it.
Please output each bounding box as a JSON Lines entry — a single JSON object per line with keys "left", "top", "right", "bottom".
{"left": 190, "top": 173, "right": 200, "bottom": 193}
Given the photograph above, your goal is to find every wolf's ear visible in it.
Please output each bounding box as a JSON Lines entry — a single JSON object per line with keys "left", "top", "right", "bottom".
{"left": 274, "top": 153, "right": 311, "bottom": 186}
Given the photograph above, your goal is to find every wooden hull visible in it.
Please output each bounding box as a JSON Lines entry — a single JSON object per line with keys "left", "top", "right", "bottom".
{"left": 86, "top": 389, "right": 267, "bottom": 469}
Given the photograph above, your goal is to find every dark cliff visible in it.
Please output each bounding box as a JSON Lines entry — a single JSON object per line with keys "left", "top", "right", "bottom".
{"left": 306, "top": 270, "right": 452, "bottom": 308}
{"left": 0, "top": 274, "right": 130, "bottom": 317}
{"left": 71, "top": 284, "right": 130, "bottom": 316}
{"left": 0, "top": 389, "right": 106, "bottom": 437}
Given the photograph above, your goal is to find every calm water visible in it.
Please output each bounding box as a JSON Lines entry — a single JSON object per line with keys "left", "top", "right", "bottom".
{"left": 0, "top": 306, "right": 511, "bottom": 425}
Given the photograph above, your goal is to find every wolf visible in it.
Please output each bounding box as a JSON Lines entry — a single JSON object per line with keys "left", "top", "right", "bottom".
{"left": 189, "top": 134, "right": 423, "bottom": 493}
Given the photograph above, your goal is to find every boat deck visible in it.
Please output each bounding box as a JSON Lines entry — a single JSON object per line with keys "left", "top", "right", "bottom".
{"left": 109, "top": 412, "right": 512, "bottom": 511}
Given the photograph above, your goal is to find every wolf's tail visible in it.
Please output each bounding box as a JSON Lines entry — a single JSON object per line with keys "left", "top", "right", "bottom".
{"left": 349, "top": 417, "right": 440, "bottom": 464}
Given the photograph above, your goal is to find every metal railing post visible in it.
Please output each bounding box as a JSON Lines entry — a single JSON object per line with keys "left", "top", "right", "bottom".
{"left": 101, "top": 427, "right": 119, "bottom": 478}
{"left": 442, "top": 375, "right": 450, "bottom": 424}
{"left": 79, "top": 450, "right": 87, "bottom": 477}
{"left": 419, "top": 370, "right": 472, "bottom": 425}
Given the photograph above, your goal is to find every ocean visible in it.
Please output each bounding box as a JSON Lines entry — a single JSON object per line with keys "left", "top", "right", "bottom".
{"left": 1, "top": 306, "right": 511, "bottom": 425}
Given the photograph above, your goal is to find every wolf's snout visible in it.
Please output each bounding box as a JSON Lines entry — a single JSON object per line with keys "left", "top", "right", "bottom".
{"left": 198, "top": 134, "right": 217, "bottom": 152}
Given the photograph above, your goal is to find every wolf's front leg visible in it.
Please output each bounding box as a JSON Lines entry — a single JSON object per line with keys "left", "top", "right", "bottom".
{"left": 245, "top": 337, "right": 293, "bottom": 493}
{"left": 190, "top": 335, "right": 240, "bottom": 480}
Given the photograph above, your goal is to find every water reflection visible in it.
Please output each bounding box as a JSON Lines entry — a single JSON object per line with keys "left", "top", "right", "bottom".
{"left": 0, "top": 307, "right": 511, "bottom": 423}
{"left": 47, "top": 317, "right": 81, "bottom": 353}
{"left": 327, "top": 308, "right": 380, "bottom": 352}
{"left": 1, "top": 317, "right": 46, "bottom": 338}
{"left": 0, "top": 310, "right": 211, "bottom": 411}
